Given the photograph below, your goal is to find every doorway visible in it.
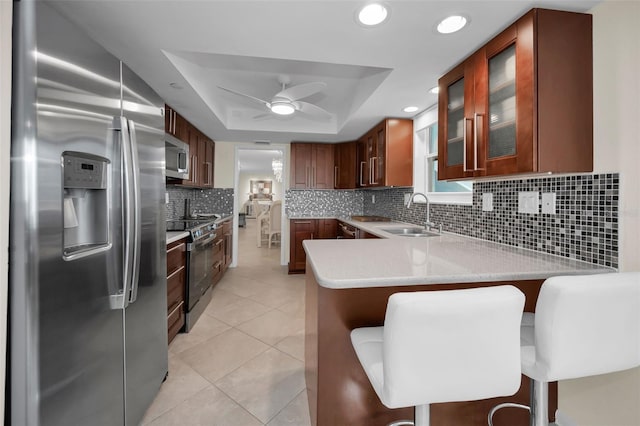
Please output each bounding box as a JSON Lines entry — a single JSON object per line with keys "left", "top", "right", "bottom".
{"left": 232, "top": 145, "right": 287, "bottom": 268}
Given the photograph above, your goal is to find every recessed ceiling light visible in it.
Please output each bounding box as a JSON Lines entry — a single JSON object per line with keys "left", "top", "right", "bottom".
{"left": 357, "top": 3, "right": 389, "bottom": 26}
{"left": 270, "top": 101, "right": 295, "bottom": 115}
{"left": 437, "top": 15, "right": 468, "bottom": 34}
{"left": 429, "top": 86, "right": 440, "bottom": 94}
{"left": 403, "top": 106, "right": 419, "bottom": 113}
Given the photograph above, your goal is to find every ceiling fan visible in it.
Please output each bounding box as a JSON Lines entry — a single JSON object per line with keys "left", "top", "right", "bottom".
{"left": 218, "top": 76, "right": 331, "bottom": 119}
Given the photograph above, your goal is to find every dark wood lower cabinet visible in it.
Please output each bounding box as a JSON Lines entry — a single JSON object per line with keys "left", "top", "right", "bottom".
{"left": 288, "top": 219, "right": 337, "bottom": 274}
{"left": 166, "top": 238, "right": 187, "bottom": 344}
{"left": 305, "top": 273, "right": 557, "bottom": 426}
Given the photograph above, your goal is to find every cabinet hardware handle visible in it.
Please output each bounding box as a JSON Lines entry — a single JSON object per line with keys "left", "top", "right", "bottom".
{"left": 295, "top": 221, "right": 312, "bottom": 224}
{"left": 359, "top": 161, "right": 366, "bottom": 186}
{"left": 474, "top": 113, "right": 485, "bottom": 171}
{"left": 334, "top": 166, "right": 338, "bottom": 187}
{"left": 215, "top": 239, "right": 224, "bottom": 247}
{"left": 462, "top": 117, "right": 473, "bottom": 172}
{"left": 167, "top": 266, "right": 185, "bottom": 280}
{"left": 306, "top": 166, "right": 310, "bottom": 187}
{"left": 194, "top": 156, "right": 198, "bottom": 184}
{"left": 213, "top": 261, "right": 222, "bottom": 270}
{"left": 168, "top": 108, "right": 172, "bottom": 133}
{"left": 173, "top": 111, "right": 177, "bottom": 134}
{"left": 369, "top": 158, "right": 373, "bottom": 184}
{"left": 168, "top": 301, "right": 183, "bottom": 318}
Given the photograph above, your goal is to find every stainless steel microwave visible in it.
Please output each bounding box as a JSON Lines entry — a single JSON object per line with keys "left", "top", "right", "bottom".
{"left": 165, "top": 133, "right": 189, "bottom": 179}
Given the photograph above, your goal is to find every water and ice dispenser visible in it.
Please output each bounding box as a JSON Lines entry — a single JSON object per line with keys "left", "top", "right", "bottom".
{"left": 62, "top": 152, "right": 110, "bottom": 259}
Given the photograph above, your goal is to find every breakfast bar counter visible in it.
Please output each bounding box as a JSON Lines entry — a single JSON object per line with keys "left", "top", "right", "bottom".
{"left": 303, "top": 229, "right": 613, "bottom": 426}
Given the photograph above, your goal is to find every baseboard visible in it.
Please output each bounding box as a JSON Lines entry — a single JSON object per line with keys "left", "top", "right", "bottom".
{"left": 555, "top": 409, "right": 578, "bottom": 426}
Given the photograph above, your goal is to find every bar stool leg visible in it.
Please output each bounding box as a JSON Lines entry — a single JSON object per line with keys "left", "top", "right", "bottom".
{"left": 531, "top": 380, "right": 549, "bottom": 426}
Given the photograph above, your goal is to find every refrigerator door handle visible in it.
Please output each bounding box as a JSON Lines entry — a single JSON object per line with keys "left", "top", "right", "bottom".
{"left": 126, "top": 120, "right": 142, "bottom": 304}
{"left": 119, "top": 116, "right": 135, "bottom": 309}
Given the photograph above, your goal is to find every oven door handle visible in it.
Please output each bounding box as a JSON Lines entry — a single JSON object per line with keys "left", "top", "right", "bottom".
{"left": 195, "top": 233, "right": 217, "bottom": 246}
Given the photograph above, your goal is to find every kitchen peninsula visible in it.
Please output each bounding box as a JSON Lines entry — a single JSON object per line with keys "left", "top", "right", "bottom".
{"left": 303, "top": 221, "right": 613, "bottom": 426}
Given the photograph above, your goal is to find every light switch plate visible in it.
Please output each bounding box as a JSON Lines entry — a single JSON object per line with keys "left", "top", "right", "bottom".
{"left": 372, "top": 194, "right": 376, "bottom": 204}
{"left": 165, "top": 192, "right": 169, "bottom": 204}
{"left": 542, "top": 192, "right": 556, "bottom": 214}
{"left": 518, "top": 191, "right": 539, "bottom": 214}
{"left": 482, "top": 193, "right": 493, "bottom": 211}
{"left": 404, "top": 193, "right": 411, "bottom": 204}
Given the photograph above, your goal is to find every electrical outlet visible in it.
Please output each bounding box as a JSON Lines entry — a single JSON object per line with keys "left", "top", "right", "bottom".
{"left": 404, "top": 193, "right": 411, "bottom": 204}
{"left": 518, "top": 191, "right": 539, "bottom": 214}
{"left": 482, "top": 193, "right": 493, "bottom": 212}
{"left": 372, "top": 194, "right": 375, "bottom": 204}
{"left": 542, "top": 192, "right": 556, "bottom": 214}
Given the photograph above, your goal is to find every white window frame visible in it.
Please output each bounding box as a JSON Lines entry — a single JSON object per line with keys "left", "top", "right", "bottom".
{"left": 413, "top": 105, "right": 472, "bottom": 205}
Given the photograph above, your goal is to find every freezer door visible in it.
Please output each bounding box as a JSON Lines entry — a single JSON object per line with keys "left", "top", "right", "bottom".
{"left": 121, "top": 63, "right": 169, "bottom": 426}
{"left": 10, "top": 2, "right": 126, "bottom": 425}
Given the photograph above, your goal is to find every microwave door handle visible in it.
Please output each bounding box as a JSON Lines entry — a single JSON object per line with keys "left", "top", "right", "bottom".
{"left": 126, "top": 120, "right": 142, "bottom": 304}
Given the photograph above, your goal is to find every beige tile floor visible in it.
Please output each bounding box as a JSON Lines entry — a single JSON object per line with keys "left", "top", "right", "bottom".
{"left": 142, "top": 219, "right": 311, "bottom": 426}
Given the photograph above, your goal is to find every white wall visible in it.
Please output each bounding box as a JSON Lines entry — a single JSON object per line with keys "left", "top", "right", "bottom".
{"left": 0, "top": 1, "right": 12, "bottom": 421}
{"left": 559, "top": 2, "right": 640, "bottom": 425}
{"left": 213, "top": 141, "right": 235, "bottom": 188}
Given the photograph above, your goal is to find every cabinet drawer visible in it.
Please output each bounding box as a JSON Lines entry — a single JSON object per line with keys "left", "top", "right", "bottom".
{"left": 167, "top": 301, "right": 185, "bottom": 344}
{"left": 167, "top": 240, "right": 186, "bottom": 276}
{"left": 212, "top": 237, "right": 224, "bottom": 258}
{"left": 167, "top": 266, "right": 185, "bottom": 311}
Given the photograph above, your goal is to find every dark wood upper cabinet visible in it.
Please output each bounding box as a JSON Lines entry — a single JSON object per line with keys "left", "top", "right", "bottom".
{"left": 290, "top": 143, "right": 335, "bottom": 189}
{"left": 438, "top": 8, "right": 593, "bottom": 180}
{"left": 358, "top": 118, "right": 413, "bottom": 188}
{"left": 334, "top": 141, "right": 357, "bottom": 189}
{"left": 165, "top": 104, "right": 216, "bottom": 189}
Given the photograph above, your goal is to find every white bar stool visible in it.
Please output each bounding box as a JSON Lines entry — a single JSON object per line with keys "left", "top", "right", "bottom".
{"left": 489, "top": 272, "right": 640, "bottom": 426}
{"left": 351, "top": 286, "right": 526, "bottom": 426}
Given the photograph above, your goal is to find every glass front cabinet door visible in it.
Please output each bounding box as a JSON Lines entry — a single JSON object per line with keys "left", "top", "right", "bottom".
{"left": 437, "top": 9, "right": 593, "bottom": 181}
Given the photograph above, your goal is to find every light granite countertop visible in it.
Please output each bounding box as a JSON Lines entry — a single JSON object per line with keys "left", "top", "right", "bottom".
{"left": 303, "top": 219, "right": 614, "bottom": 289}
{"left": 167, "top": 231, "right": 189, "bottom": 245}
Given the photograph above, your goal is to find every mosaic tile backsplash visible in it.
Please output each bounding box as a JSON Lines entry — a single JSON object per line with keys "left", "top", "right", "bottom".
{"left": 166, "top": 186, "right": 234, "bottom": 220}
{"left": 287, "top": 173, "right": 619, "bottom": 268}
{"left": 285, "top": 190, "right": 364, "bottom": 218}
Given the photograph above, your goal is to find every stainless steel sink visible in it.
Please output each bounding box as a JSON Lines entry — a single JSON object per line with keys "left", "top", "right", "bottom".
{"left": 380, "top": 227, "right": 440, "bottom": 237}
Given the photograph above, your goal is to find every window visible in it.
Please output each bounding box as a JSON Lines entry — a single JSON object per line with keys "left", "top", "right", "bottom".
{"left": 413, "top": 107, "right": 472, "bottom": 204}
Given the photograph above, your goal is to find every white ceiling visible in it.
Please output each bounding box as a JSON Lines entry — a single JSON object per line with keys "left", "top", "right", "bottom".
{"left": 238, "top": 148, "right": 283, "bottom": 174}
{"left": 50, "top": 0, "right": 599, "bottom": 145}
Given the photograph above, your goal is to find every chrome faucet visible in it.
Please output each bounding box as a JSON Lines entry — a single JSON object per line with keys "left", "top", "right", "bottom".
{"left": 406, "top": 192, "right": 442, "bottom": 234}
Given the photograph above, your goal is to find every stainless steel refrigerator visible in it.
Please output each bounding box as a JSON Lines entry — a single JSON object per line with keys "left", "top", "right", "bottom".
{"left": 9, "top": 2, "right": 168, "bottom": 425}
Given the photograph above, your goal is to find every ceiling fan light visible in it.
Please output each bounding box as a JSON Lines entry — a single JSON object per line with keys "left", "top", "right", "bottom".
{"left": 270, "top": 102, "right": 295, "bottom": 115}
{"left": 358, "top": 3, "right": 388, "bottom": 26}
{"left": 437, "top": 15, "right": 467, "bottom": 34}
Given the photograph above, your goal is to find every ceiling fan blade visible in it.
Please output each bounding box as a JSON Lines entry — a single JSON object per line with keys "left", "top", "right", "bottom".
{"left": 252, "top": 113, "right": 272, "bottom": 120}
{"left": 217, "top": 86, "right": 270, "bottom": 108}
{"left": 276, "top": 82, "right": 326, "bottom": 101}
{"left": 296, "top": 101, "right": 332, "bottom": 119}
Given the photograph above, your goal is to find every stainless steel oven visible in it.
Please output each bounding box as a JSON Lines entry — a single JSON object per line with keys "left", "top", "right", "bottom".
{"left": 166, "top": 219, "right": 218, "bottom": 331}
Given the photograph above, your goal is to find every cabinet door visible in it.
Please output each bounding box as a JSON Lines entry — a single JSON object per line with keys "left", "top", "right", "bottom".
{"left": 317, "top": 219, "right": 337, "bottom": 239}
{"left": 199, "top": 136, "right": 214, "bottom": 188}
{"left": 437, "top": 59, "right": 477, "bottom": 180}
{"left": 183, "top": 128, "right": 199, "bottom": 186}
{"left": 290, "top": 143, "right": 312, "bottom": 189}
{"left": 288, "top": 219, "right": 316, "bottom": 273}
{"left": 335, "top": 142, "right": 357, "bottom": 189}
{"left": 482, "top": 19, "right": 534, "bottom": 176}
{"left": 356, "top": 139, "right": 368, "bottom": 188}
{"left": 312, "top": 144, "right": 334, "bottom": 189}
{"left": 369, "top": 123, "right": 385, "bottom": 187}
